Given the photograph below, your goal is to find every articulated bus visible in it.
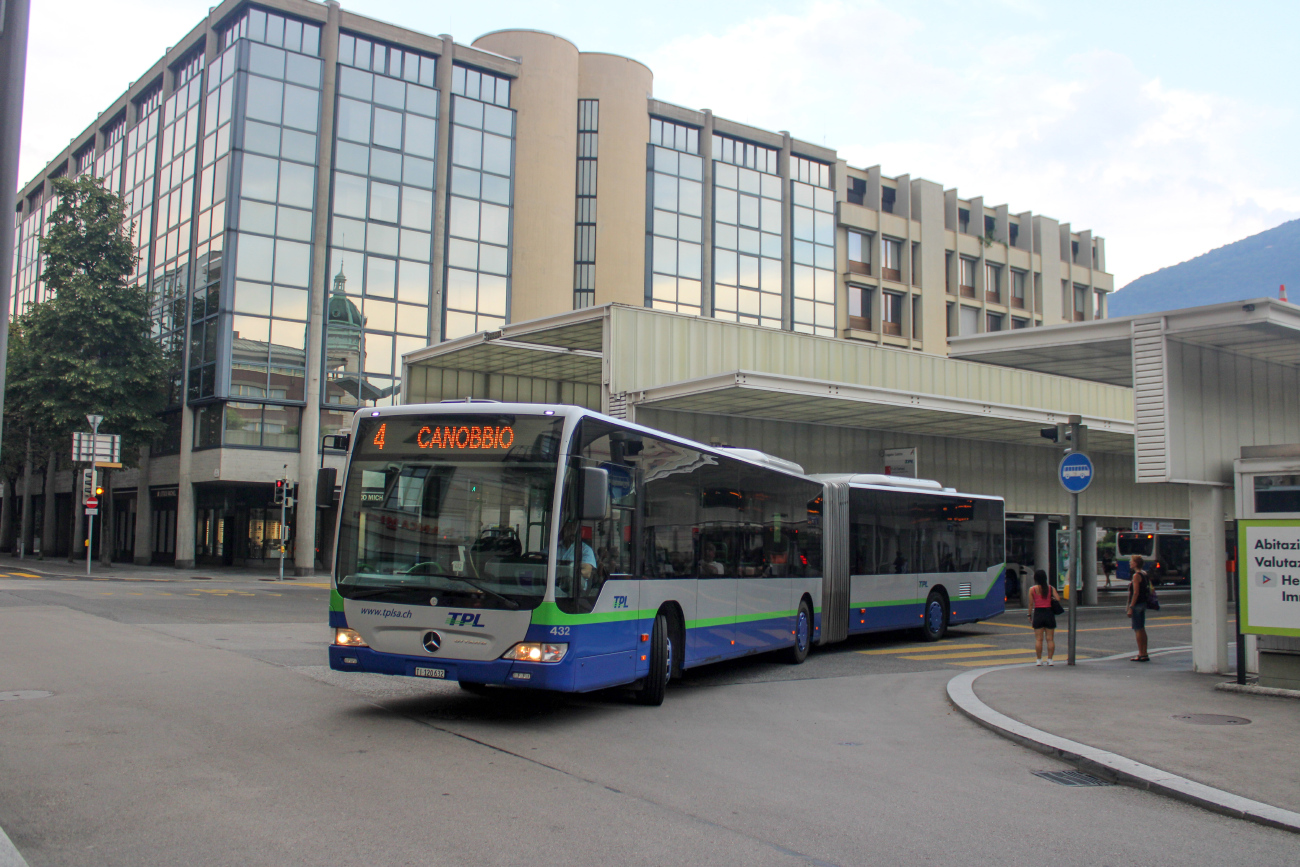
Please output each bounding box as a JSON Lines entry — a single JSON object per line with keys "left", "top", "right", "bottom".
{"left": 1117, "top": 530, "right": 1191, "bottom": 585}
{"left": 328, "top": 403, "right": 1005, "bottom": 704}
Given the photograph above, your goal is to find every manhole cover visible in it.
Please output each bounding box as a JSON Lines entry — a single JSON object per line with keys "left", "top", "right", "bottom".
{"left": 836, "top": 742, "right": 864, "bottom": 747}
{"left": 1033, "top": 770, "right": 1114, "bottom": 787}
{"left": 0, "top": 690, "right": 54, "bottom": 701}
{"left": 1173, "top": 713, "right": 1251, "bottom": 726}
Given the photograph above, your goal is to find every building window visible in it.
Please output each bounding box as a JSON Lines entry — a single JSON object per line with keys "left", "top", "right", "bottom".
{"left": 792, "top": 156, "right": 830, "bottom": 188}
{"left": 1009, "top": 222, "right": 1019, "bottom": 248}
{"left": 945, "top": 252, "right": 953, "bottom": 294}
{"left": 983, "top": 214, "right": 995, "bottom": 239}
{"left": 847, "top": 176, "right": 866, "bottom": 206}
{"left": 848, "top": 285, "right": 872, "bottom": 331}
{"left": 1074, "top": 284, "right": 1087, "bottom": 321}
{"left": 984, "top": 262, "right": 1001, "bottom": 304}
{"left": 1071, "top": 239, "right": 1080, "bottom": 263}
{"left": 74, "top": 142, "right": 95, "bottom": 176}
{"left": 910, "top": 242, "right": 920, "bottom": 286}
{"left": 1094, "top": 288, "right": 1105, "bottom": 320}
{"left": 338, "top": 33, "right": 436, "bottom": 86}
{"left": 1011, "top": 269, "right": 1026, "bottom": 309}
{"left": 958, "top": 207, "right": 970, "bottom": 234}
{"left": 881, "top": 185, "right": 896, "bottom": 214}
{"left": 220, "top": 7, "right": 321, "bottom": 56}
{"left": 882, "top": 237, "right": 902, "bottom": 282}
{"left": 451, "top": 64, "right": 511, "bottom": 107}
{"left": 792, "top": 170, "right": 836, "bottom": 336}
{"left": 574, "top": 99, "right": 598, "bottom": 309}
{"left": 959, "top": 256, "right": 976, "bottom": 298}
{"left": 882, "top": 291, "right": 904, "bottom": 336}
{"left": 1012, "top": 317, "right": 1029, "bottom": 329}
{"left": 647, "top": 145, "right": 703, "bottom": 316}
{"left": 986, "top": 312, "right": 1003, "bottom": 332}
{"left": 713, "top": 138, "right": 782, "bottom": 330}
{"left": 848, "top": 230, "right": 871, "bottom": 276}
{"left": 443, "top": 78, "right": 515, "bottom": 340}
{"left": 959, "top": 305, "right": 979, "bottom": 336}
{"left": 650, "top": 117, "right": 698, "bottom": 154}
{"left": 712, "top": 133, "right": 778, "bottom": 173}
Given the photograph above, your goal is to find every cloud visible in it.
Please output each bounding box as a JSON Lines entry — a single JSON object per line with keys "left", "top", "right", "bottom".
{"left": 647, "top": 1, "right": 1300, "bottom": 286}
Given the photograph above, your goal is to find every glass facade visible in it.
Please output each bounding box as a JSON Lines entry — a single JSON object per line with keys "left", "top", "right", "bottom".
{"left": 646, "top": 133, "right": 703, "bottom": 316}
{"left": 791, "top": 157, "right": 835, "bottom": 336}
{"left": 573, "top": 99, "right": 598, "bottom": 309}
{"left": 713, "top": 135, "right": 781, "bottom": 328}
{"left": 443, "top": 66, "right": 515, "bottom": 340}
{"left": 327, "top": 34, "right": 438, "bottom": 410}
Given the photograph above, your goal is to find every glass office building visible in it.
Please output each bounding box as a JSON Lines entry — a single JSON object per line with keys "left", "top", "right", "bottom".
{"left": 8, "top": 0, "right": 1112, "bottom": 571}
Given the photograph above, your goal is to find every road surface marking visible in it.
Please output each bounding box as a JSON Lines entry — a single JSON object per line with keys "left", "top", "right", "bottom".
{"left": 900, "top": 647, "right": 1046, "bottom": 661}
{"left": 860, "top": 643, "right": 996, "bottom": 655}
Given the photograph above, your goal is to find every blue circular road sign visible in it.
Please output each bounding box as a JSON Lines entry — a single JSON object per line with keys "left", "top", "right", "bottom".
{"left": 1058, "top": 452, "right": 1094, "bottom": 494}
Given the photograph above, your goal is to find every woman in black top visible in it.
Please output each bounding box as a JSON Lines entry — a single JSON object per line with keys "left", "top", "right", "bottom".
{"left": 1126, "top": 554, "right": 1151, "bottom": 661}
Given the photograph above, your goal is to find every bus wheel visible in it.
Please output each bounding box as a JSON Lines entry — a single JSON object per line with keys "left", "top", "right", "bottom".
{"left": 784, "top": 599, "right": 812, "bottom": 664}
{"left": 636, "top": 613, "right": 672, "bottom": 706}
{"left": 918, "top": 592, "right": 948, "bottom": 642}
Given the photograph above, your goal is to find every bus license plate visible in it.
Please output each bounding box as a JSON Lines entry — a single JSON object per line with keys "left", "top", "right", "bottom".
{"left": 414, "top": 667, "right": 445, "bottom": 679}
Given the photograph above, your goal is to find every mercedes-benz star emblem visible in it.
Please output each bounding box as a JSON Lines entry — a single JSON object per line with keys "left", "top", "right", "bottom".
{"left": 429, "top": 596, "right": 439, "bottom": 607}
{"left": 422, "top": 631, "right": 442, "bottom": 653}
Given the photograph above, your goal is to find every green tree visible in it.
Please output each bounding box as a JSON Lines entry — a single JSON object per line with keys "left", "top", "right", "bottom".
{"left": 23, "top": 175, "right": 167, "bottom": 463}
{"left": 19, "top": 175, "right": 169, "bottom": 562}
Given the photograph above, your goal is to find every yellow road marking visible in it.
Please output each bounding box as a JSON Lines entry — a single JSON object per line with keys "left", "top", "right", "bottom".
{"left": 13, "top": 572, "right": 39, "bottom": 578}
{"left": 899, "top": 647, "right": 1042, "bottom": 661}
{"left": 292, "top": 582, "right": 330, "bottom": 588}
{"left": 859, "top": 643, "right": 996, "bottom": 655}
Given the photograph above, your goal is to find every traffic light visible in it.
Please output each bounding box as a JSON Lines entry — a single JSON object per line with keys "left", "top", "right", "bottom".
{"left": 274, "top": 479, "right": 286, "bottom": 504}
{"left": 95, "top": 484, "right": 104, "bottom": 498}
{"left": 81, "top": 469, "right": 95, "bottom": 500}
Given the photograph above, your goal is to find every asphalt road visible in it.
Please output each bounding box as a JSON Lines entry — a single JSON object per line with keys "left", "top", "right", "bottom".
{"left": 1, "top": 571, "right": 1293, "bottom": 866}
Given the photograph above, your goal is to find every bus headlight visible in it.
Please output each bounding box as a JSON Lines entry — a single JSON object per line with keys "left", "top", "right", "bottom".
{"left": 334, "top": 628, "right": 368, "bottom": 647}
{"left": 502, "top": 642, "right": 567, "bottom": 663}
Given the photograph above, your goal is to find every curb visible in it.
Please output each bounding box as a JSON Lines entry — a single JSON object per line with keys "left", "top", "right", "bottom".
{"left": 946, "top": 649, "right": 1300, "bottom": 835}
{"left": 0, "top": 824, "right": 29, "bottom": 867}
{"left": 1215, "top": 681, "right": 1300, "bottom": 701}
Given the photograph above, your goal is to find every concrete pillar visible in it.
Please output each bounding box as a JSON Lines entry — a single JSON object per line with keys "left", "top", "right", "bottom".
{"left": 428, "top": 33, "right": 454, "bottom": 343}
{"left": 174, "top": 408, "right": 196, "bottom": 569}
{"left": 1033, "top": 515, "right": 1050, "bottom": 582}
{"left": 1082, "top": 516, "right": 1098, "bottom": 605}
{"left": 133, "top": 446, "right": 152, "bottom": 565}
{"left": 1189, "top": 485, "right": 1229, "bottom": 674}
{"left": 294, "top": 0, "right": 342, "bottom": 577}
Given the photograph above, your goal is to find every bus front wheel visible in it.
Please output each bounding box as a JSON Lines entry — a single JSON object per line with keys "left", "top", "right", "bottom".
{"left": 636, "top": 613, "right": 672, "bottom": 706}
{"left": 784, "top": 599, "right": 812, "bottom": 664}
{"left": 918, "top": 591, "right": 948, "bottom": 642}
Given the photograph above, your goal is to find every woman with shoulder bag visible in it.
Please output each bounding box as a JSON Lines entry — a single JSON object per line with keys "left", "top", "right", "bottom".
{"left": 1126, "top": 554, "right": 1151, "bottom": 661}
{"left": 1027, "top": 569, "right": 1062, "bottom": 666}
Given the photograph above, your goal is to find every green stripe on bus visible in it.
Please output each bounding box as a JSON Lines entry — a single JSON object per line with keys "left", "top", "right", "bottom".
{"left": 330, "top": 589, "right": 345, "bottom": 612}
{"left": 529, "top": 602, "right": 653, "bottom": 626}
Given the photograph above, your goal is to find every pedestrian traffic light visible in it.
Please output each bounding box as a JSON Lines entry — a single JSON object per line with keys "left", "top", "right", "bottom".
{"left": 274, "top": 479, "right": 286, "bottom": 504}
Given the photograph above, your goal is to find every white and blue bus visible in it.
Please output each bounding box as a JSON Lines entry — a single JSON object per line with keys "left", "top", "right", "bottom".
{"left": 328, "top": 403, "right": 1005, "bottom": 704}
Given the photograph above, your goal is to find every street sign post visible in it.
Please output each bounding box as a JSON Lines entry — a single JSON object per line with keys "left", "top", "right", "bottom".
{"left": 1056, "top": 421, "right": 1092, "bottom": 665}
{"left": 79, "top": 416, "right": 108, "bottom": 576}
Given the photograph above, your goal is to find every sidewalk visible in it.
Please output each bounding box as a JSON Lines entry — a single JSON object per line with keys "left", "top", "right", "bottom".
{"left": 0, "top": 554, "right": 330, "bottom": 585}
{"left": 949, "top": 649, "right": 1300, "bottom": 832}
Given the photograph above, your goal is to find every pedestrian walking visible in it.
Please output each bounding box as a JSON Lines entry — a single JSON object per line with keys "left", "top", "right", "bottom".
{"left": 1101, "top": 552, "right": 1115, "bottom": 589}
{"left": 1126, "top": 554, "right": 1151, "bottom": 661}
{"left": 1026, "top": 569, "right": 1061, "bottom": 666}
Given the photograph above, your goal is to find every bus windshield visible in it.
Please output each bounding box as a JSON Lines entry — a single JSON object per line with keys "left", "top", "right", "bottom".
{"left": 334, "top": 414, "right": 564, "bottom": 610}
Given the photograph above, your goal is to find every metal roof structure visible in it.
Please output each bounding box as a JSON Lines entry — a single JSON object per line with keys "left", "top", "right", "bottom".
{"left": 948, "top": 298, "right": 1300, "bottom": 388}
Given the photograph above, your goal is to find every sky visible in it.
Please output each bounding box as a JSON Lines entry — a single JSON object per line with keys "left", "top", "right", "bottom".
{"left": 15, "top": 0, "right": 1300, "bottom": 290}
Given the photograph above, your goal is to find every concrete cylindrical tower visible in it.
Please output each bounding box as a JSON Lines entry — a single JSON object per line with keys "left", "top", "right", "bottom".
{"left": 578, "top": 52, "right": 652, "bottom": 308}
{"left": 472, "top": 30, "right": 580, "bottom": 324}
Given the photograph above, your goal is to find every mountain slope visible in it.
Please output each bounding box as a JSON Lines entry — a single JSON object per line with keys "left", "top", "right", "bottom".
{"left": 1108, "top": 219, "right": 1300, "bottom": 317}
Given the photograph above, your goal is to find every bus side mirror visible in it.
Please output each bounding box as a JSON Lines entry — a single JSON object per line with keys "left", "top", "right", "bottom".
{"left": 323, "top": 433, "right": 350, "bottom": 451}
{"left": 580, "top": 467, "right": 609, "bottom": 520}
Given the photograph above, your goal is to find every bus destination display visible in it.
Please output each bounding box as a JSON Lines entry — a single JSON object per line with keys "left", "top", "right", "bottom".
{"left": 355, "top": 415, "right": 562, "bottom": 460}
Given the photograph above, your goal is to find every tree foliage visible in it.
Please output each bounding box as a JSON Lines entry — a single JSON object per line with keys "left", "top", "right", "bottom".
{"left": 17, "top": 175, "right": 167, "bottom": 465}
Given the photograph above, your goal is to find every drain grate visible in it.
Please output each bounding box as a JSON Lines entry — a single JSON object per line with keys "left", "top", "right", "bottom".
{"left": 1033, "top": 770, "right": 1114, "bottom": 787}
{"left": 0, "top": 690, "right": 54, "bottom": 701}
{"left": 1173, "top": 713, "right": 1251, "bottom": 726}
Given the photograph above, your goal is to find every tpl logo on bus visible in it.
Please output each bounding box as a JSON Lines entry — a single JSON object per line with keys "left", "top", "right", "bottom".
{"left": 446, "top": 612, "right": 487, "bottom": 628}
